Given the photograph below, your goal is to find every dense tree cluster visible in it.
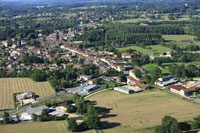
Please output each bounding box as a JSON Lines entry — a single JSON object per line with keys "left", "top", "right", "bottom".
{"left": 168, "top": 64, "right": 200, "bottom": 78}
{"left": 66, "top": 94, "right": 101, "bottom": 132}
{"left": 155, "top": 115, "right": 182, "bottom": 133}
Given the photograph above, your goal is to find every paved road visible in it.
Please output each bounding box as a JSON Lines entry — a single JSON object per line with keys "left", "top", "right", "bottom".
{"left": 8, "top": 90, "right": 66, "bottom": 115}
{"left": 160, "top": 88, "right": 200, "bottom": 104}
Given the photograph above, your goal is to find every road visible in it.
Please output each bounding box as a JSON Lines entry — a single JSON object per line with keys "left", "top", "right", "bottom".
{"left": 8, "top": 90, "right": 66, "bottom": 115}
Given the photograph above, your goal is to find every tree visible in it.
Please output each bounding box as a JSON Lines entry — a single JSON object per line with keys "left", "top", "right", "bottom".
{"left": 76, "top": 97, "right": 86, "bottom": 114}
{"left": 68, "top": 118, "right": 78, "bottom": 132}
{"left": 93, "top": 79, "right": 101, "bottom": 85}
{"left": 134, "top": 70, "right": 142, "bottom": 79}
{"left": 162, "top": 115, "right": 182, "bottom": 133}
{"left": 155, "top": 126, "right": 166, "bottom": 133}
{"left": 32, "top": 114, "right": 37, "bottom": 121}
{"left": 3, "top": 112, "right": 10, "bottom": 124}
{"left": 118, "top": 74, "right": 127, "bottom": 82}
{"left": 84, "top": 104, "right": 100, "bottom": 129}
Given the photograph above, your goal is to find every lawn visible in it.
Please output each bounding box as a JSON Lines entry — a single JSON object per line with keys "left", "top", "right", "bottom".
{"left": 88, "top": 89, "right": 200, "bottom": 130}
{"left": 117, "top": 45, "right": 172, "bottom": 56}
{"left": 0, "top": 78, "right": 55, "bottom": 110}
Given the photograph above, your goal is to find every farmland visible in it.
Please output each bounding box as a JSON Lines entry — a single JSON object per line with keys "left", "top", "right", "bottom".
{"left": 162, "top": 35, "right": 197, "bottom": 42}
{"left": 88, "top": 90, "right": 200, "bottom": 130}
{"left": 0, "top": 121, "right": 95, "bottom": 133}
{"left": 0, "top": 78, "right": 55, "bottom": 110}
{"left": 163, "top": 35, "right": 200, "bottom": 48}
{"left": 117, "top": 45, "right": 172, "bottom": 56}
{"left": 0, "top": 121, "right": 68, "bottom": 133}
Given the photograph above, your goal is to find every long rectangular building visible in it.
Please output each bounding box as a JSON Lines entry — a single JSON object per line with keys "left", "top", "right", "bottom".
{"left": 114, "top": 87, "right": 134, "bottom": 94}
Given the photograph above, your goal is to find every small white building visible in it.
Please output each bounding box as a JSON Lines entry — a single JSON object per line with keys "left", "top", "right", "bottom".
{"left": 114, "top": 87, "right": 134, "bottom": 94}
{"left": 81, "top": 84, "right": 99, "bottom": 93}
{"left": 79, "top": 75, "right": 92, "bottom": 81}
{"left": 19, "top": 112, "right": 32, "bottom": 121}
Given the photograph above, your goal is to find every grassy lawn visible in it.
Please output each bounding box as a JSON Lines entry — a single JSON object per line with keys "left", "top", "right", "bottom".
{"left": 88, "top": 89, "right": 200, "bottom": 130}
{"left": 117, "top": 45, "right": 172, "bottom": 56}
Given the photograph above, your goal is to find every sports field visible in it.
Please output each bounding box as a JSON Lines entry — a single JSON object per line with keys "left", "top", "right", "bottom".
{"left": 88, "top": 90, "right": 200, "bottom": 129}
{"left": 0, "top": 78, "right": 55, "bottom": 110}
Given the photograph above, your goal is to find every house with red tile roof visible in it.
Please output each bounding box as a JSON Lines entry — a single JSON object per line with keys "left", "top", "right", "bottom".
{"left": 170, "top": 85, "right": 196, "bottom": 97}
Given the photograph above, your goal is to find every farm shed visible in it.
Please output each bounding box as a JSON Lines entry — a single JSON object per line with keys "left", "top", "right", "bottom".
{"left": 114, "top": 87, "right": 134, "bottom": 94}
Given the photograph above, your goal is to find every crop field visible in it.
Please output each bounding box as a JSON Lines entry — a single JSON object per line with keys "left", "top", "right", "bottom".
{"left": 117, "top": 45, "right": 172, "bottom": 56}
{"left": 0, "top": 121, "right": 68, "bottom": 133}
{"left": 0, "top": 121, "right": 95, "bottom": 133}
{"left": 0, "top": 78, "right": 55, "bottom": 110}
{"left": 88, "top": 90, "right": 200, "bottom": 129}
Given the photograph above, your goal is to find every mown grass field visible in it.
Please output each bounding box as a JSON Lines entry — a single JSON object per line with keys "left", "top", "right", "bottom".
{"left": 0, "top": 78, "right": 55, "bottom": 110}
{"left": 88, "top": 90, "right": 200, "bottom": 130}
{"left": 117, "top": 45, "right": 172, "bottom": 56}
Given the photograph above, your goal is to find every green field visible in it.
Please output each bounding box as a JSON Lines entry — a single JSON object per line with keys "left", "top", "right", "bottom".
{"left": 142, "top": 63, "right": 169, "bottom": 74}
{"left": 117, "top": 45, "right": 172, "bottom": 56}
{"left": 116, "top": 18, "right": 145, "bottom": 23}
{"left": 88, "top": 89, "right": 200, "bottom": 131}
{"left": 163, "top": 35, "right": 200, "bottom": 48}
{"left": 163, "top": 35, "right": 196, "bottom": 41}
{"left": 147, "top": 45, "right": 173, "bottom": 53}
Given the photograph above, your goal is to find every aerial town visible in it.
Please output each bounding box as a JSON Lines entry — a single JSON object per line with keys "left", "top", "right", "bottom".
{"left": 1, "top": 0, "right": 200, "bottom": 133}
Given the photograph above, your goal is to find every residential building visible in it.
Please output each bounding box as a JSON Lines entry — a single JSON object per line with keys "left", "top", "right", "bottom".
{"left": 155, "top": 76, "right": 179, "bottom": 87}
{"left": 121, "top": 53, "right": 133, "bottom": 59}
{"left": 128, "top": 80, "right": 150, "bottom": 90}
{"left": 170, "top": 85, "right": 196, "bottom": 97}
